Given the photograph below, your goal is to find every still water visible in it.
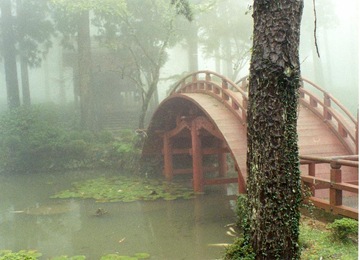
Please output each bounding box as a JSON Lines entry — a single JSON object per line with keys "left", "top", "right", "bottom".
{"left": 0, "top": 170, "right": 237, "bottom": 259}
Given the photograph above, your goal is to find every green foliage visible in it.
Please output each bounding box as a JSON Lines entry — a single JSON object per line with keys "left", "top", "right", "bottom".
{"left": 299, "top": 217, "right": 358, "bottom": 259}
{"left": 171, "top": 0, "right": 193, "bottom": 21}
{"left": 50, "top": 0, "right": 127, "bottom": 16}
{"left": 0, "top": 105, "right": 141, "bottom": 173}
{"left": 234, "top": 194, "right": 249, "bottom": 231}
{"left": 0, "top": 250, "right": 41, "bottom": 260}
{"left": 224, "top": 238, "right": 255, "bottom": 260}
{"left": 51, "top": 176, "right": 194, "bottom": 202}
{"left": 327, "top": 218, "right": 358, "bottom": 242}
{"left": 16, "top": 0, "right": 54, "bottom": 68}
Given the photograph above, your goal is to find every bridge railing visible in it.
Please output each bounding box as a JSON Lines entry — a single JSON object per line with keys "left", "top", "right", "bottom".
{"left": 236, "top": 76, "right": 358, "bottom": 154}
{"left": 300, "top": 78, "right": 358, "bottom": 154}
{"left": 171, "top": 70, "right": 249, "bottom": 124}
{"left": 300, "top": 155, "right": 358, "bottom": 219}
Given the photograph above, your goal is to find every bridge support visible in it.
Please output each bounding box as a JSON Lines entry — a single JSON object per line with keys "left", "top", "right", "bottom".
{"left": 191, "top": 119, "right": 204, "bottom": 193}
{"left": 159, "top": 116, "right": 237, "bottom": 193}
{"left": 163, "top": 133, "right": 173, "bottom": 181}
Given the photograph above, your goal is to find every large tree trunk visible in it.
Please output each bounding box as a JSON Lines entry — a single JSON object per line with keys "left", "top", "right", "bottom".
{"left": 77, "top": 10, "right": 96, "bottom": 130}
{"left": 246, "top": 1, "right": 304, "bottom": 259}
{"left": 1, "top": 0, "right": 20, "bottom": 109}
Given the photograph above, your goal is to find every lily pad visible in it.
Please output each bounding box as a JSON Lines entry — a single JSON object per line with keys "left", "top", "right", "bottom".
{"left": 0, "top": 249, "right": 42, "bottom": 259}
{"left": 51, "top": 176, "right": 194, "bottom": 203}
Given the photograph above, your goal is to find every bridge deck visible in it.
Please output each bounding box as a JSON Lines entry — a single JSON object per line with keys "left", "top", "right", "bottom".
{"left": 182, "top": 93, "right": 353, "bottom": 182}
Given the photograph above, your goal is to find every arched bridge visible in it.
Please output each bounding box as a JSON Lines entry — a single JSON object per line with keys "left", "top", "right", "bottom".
{"left": 142, "top": 71, "right": 358, "bottom": 219}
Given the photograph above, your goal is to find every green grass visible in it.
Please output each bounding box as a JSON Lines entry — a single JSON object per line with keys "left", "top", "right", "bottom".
{"left": 300, "top": 217, "right": 358, "bottom": 260}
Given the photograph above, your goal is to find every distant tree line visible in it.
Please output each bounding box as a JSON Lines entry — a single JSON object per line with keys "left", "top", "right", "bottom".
{"left": 0, "top": 0, "right": 252, "bottom": 131}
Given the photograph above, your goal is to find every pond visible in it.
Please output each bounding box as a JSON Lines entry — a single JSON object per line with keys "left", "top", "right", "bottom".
{"left": 0, "top": 170, "right": 238, "bottom": 259}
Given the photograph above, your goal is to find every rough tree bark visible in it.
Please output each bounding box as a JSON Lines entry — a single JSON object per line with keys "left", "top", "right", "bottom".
{"left": 246, "top": 0, "right": 304, "bottom": 259}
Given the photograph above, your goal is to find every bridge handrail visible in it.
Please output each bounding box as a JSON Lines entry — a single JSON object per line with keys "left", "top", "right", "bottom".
{"left": 300, "top": 155, "right": 358, "bottom": 219}
{"left": 170, "top": 70, "right": 249, "bottom": 123}
{"left": 301, "top": 78, "right": 356, "bottom": 124}
{"left": 171, "top": 71, "right": 358, "bottom": 153}
{"left": 236, "top": 75, "right": 358, "bottom": 153}
{"left": 300, "top": 78, "right": 357, "bottom": 153}
{"left": 170, "top": 70, "right": 247, "bottom": 96}
{"left": 236, "top": 76, "right": 356, "bottom": 123}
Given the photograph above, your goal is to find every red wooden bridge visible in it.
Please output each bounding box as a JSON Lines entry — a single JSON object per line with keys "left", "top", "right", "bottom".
{"left": 142, "top": 71, "right": 358, "bottom": 219}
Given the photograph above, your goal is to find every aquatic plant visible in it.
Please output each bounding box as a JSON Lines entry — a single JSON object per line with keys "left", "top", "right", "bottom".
{"left": 0, "top": 250, "right": 41, "bottom": 260}
{"left": 51, "top": 176, "right": 195, "bottom": 202}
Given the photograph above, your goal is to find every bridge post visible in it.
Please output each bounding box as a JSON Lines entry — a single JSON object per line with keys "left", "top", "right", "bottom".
{"left": 308, "top": 163, "right": 316, "bottom": 196}
{"left": 163, "top": 133, "right": 173, "bottom": 181}
{"left": 329, "top": 161, "right": 342, "bottom": 209}
{"left": 191, "top": 120, "right": 204, "bottom": 193}
{"left": 323, "top": 93, "right": 332, "bottom": 120}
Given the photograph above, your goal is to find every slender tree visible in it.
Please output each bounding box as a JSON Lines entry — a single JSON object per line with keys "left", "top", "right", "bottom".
{"left": 96, "top": 0, "right": 190, "bottom": 129}
{"left": 245, "top": 0, "right": 304, "bottom": 259}
{"left": 198, "top": 0, "right": 252, "bottom": 80}
{"left": 16, "top": 0, "right": 53, "bottom": 106}
{"left": 1, "top": 0, "right": 20, "bottom": 109}
{"left": 50, "top": 0, "right": 126, "bottom": 130}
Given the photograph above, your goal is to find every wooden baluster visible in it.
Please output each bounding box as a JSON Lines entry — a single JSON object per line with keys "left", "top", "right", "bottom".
{"left": 192, "top": 73, "right": 197, "bottom": 91}
{"left": 330, "top": 161, "right": 342, "bottom": 210}
{"left": 299, "top": 82, "right": 305, "bottom": 99}
{"left": 205, "top": 72, "right": 212, "bottom": 91}
{"left": 310, "top": 97, "right": 318, "bottom": 107}
{"left": 323, "top": 93, "right": 332, "bottom": 120}
{"left": 242, "top": 98, "right": 248, "bottom": 122}
{"left": 221, "top": 80, "right": 229, "bottom": 101}
{"left": 205, "top": 72, "right": 211, "bottom": 82}
{"left": 308, "top": 163, "right": 316, "bottom": 196}
{"left": 222, "top": 79, "right": 228, "bottom": 90}
{"left": 338, "top": 123, "right": 348, "bottom": 137}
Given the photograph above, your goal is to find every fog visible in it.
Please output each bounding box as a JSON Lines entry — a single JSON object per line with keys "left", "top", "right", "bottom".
{"left": 0, "top": 0, "right": 358, "bottom": 116}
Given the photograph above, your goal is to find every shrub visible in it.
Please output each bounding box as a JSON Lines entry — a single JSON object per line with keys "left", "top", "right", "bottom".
{"left": 327, "top": 218, "right": 358, "bottom": 242}
{"left": 0, "top": 105, "right": 141, "bottom": 173}
{"left": 224, "top": 238, "right": 255, "bottom": 260}
{"left": 235, "top": 194, "right": 249, "bottom": 231}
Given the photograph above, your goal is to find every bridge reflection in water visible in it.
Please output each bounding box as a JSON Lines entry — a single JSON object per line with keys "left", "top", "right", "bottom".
{"left": 142, "top": 71, "right": 358, "bottom": 219}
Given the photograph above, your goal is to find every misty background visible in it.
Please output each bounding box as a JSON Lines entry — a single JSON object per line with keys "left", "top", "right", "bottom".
{"left": 0, "top": 0, "right": 358, "bottom": 123}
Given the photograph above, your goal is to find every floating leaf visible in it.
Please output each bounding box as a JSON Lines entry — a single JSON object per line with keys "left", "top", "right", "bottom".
{"left": 52, "top": 175, "right": 194, "bottom": 203}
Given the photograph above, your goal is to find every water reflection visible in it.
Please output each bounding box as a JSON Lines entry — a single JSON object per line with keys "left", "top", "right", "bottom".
{"left": 0, "top": 171, "right": 237, "bottom": 259}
